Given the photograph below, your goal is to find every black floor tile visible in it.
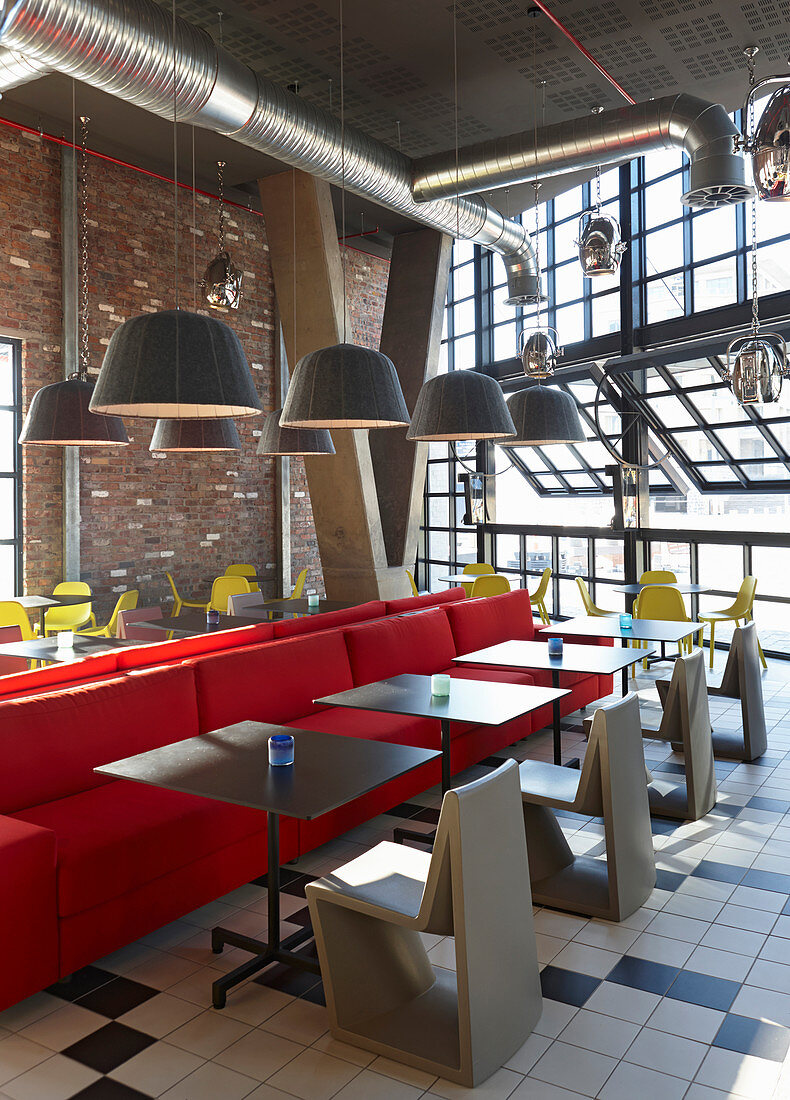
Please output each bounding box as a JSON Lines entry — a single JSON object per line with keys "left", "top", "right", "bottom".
{"left": 47, "top": 966, "right": 116, "bottom": 1003}
{"left": 539, "top": 965, "right": 601, "bottom": 1007}
{"left": 301, "top": 980, "right": 326, "bottom": 1006}
{"left": 607, "top": 955, "right": 679, "bottom": 995}
{"left": 747, "top": 756, "right": 786, "bottom": 768}
{"left": 655, "top": 869, "right": 687, "bottom": 892}
{"left": 76, "top": 977, "right": 157, "bottom": 1019}
{"left": 653, "top": 761, "right": 687, "bottom": 776}
{"left": 253, "top": 961, "right": 322, "bottom": 997}
{"left": 667, "top": 969, "right": 741, "bottom": 1012}
{"left": 281, "top": 875, "right": 316, "bottom": 898}
{"left": 479, "top": 755, "right": 508, "bottom": 768}
{"left": 691, "top": 860, "right": 746, "bottom": 885}
{"left": 714, "top": 1013, "right": 790, "bottom": 1062}
{"left": 410, "top": 807, "right": 441, "bottom": 825}
{"left": 252, "top": 867, "right": 305, "bottom": 889}
{"left": 742, "top": 868, "right": 790, "bottom": 895}
{"left": 71, "top": 1079, "right": 152, "bottom": 1100}
{"left": 651, "top": 819, "right": 680, "bottom": 837}
{"left": 382, "top": 802, "right": 424, "bottom": 818}
{"left": 709, "top": 803, "right": 743, "bottom": 819}
{"left": 747, "top": 796, "right": 790, "bottom": 813}
{"left": 285, "top": 905, "right": 312, "bottom": 927}
{"left": 64, "top": 1022, "right": 155, "bottom": 1074}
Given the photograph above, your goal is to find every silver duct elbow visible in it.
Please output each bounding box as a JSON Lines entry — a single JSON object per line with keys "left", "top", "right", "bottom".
{"left": 0, "top": 0, "right": 541, "bottom": 303}
{"left": 0, "top": 46, "right": 49, "bottom": 92}
{"left": 412, "top": 95, "right": 753, "bottom": 210}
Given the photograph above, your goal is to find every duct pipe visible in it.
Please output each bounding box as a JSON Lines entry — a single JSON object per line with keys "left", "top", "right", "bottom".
{"left": 0, "top": 0, "right": 541, "bottom": 303}
{"left": 412, "top": 95, "right": 753, "bottom": 209}
{"left": 0, "top": 45, "right": 49, "bottom": 92}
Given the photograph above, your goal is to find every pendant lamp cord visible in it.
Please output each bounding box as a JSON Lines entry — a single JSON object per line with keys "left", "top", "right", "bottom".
{"left": 192, "top": 126, "right": 197, "bottom": 309}
{"left": 453, "top": 0, "right": 459, "bottom": 247}
{"left": 339, "top": 0, "right": 347, "bottom": 344}
{"left": 77, "top": 112, "right": 90, "bottom": 381}
{"left": 172, "top": 0, "right": 179, "bottom": 312}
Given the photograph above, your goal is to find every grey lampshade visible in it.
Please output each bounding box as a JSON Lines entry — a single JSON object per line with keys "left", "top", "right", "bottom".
{"left": 90, "top": 309, "right": 262, "bottom": 419}
{"left": 19, "top": 377, "right": 129, "bottom": 446}
{"left": 150, "top": 417, "right": 241, "bottom": 452}
{"left": 280, "top": 343, "right": 409, "bottom": 428}
{"left": 407, "top": 371, "right": 516, "bottom": 441}
{"left": 506, "top": 385, "right": 586, "bottom": 445}
{"left": 257, "top": 407, "right": 335, "bottom": 456}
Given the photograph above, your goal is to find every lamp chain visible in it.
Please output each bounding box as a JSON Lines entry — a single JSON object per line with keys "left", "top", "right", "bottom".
{"left": 216, "top": 160, "right": 226, "bottom": 251}
{"left": 78, "top": 115, "right": 91, "bottom": 380}
{"left": 751, "top": 192, "right": 760, "bottom": 336}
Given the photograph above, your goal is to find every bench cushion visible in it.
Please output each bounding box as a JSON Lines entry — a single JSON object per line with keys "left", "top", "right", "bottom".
{"left": 344, "top": 609, "right": 457, "bottom": 685}
{"left": 444, "top": 589, "right": 536, "bottom": 656}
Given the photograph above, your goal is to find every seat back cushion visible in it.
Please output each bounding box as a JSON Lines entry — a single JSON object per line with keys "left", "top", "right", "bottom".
{"left": 193, "top": 631, "right": 354, "bottom": 733}
{"left": 273, "top": 600, "right": 386, "bottom": 639}
{"left": 0, "top": 651, "right": 120, "bottom": 700}
{"left": 385, "top": 588, "right": 466, "bottom": 616}
{"left": 0, "top": 664, "right": 200, "bottom": 814}
{"left": 344, "top": 608, "right": 457, "bottom": 685}
{"left": 445, "top": 588, "right": 535, "bottom": 656}
{"left": 115, "top": 622, "right": 275, "bottom": 672}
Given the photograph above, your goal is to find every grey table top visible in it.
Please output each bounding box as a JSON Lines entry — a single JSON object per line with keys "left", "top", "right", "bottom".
{"left": 13, "top": 593, "right": 94, "bottom": 609}
{"left": 0, "top": 635, "right": 135, "bottom": 662}
{"left": 543, "top": 615, "right": 703, "bottom": 644}
{"left": 613, "top": 583, "right": 710, "bottom": 596}
{"left": 316, "top": 672, "right": 568, "bottom": 726}
{"left": 437, "top": 574, "right": 520, "bottom": 586}
{"left": 95, "top": 722, "right": 440, "bottom": 821}
{"left": 260, "top": 599, "right": 357, "bottom": 615}
{"left": 134, "top": 612, "right": 268, "bottom": 635}
{"left": 454, "top": 639, "right": 656, "bottom": 675}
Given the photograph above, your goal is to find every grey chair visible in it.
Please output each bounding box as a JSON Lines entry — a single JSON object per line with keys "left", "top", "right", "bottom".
{"left": 117, "top": 606, "right": 163, "bottom": 640}
{"left": 306, "top": 760, "right": 542, "bottom": 1088}
{"left": 706, "top": 622, "right": 767, "bottom": 762}
{"left": 645, "top": 648, "right": 717, "bottom": 820}
{"left": 520, "top": 693, "right": 656, "bottom": 922}
{"left": 227, "top": 591, "right": 266, "bottom": 616}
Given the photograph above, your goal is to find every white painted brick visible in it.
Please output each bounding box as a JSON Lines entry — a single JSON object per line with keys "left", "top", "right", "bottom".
{"left": 111, "top": 585, "right": 128, "bottom": 593}
{"left": 137, "top": 499, "right": 152, "bottom": 506}
{"left": 9, "top": 256, "right": 29, "bottom": 268}
{"left": 294, "top": 491, "right": 306, "bottom": 498}
{"left": 91, "top": 490, "right": 109, "bottom": 498}
{"left": 144, "top": 551, "right": 160, "bottom": 559}
{"left": 160, "top": 550, "right": 175, "bottom": 558}
{"left": 98, "top": 303, "right": 114, "bottom": 312}
{"left": 31, "top": 229, "right": 50, "bottom": 239}
{"left": 245, "top": 492, "right": 258, "bottom": 499}
{"left": 110, "top": 569, "right": 127, "bottom": 577}
{"left": 133, "top": 279, "right": 148, "bottom": 288}
{"left": 233, "top": 491, "right": 245, "bottom": 498}
{"left": 206, "top": 533, "right": 221, "bottom": 540}
{"left": 200, "top": 541, "right": 212, "bottom": 547}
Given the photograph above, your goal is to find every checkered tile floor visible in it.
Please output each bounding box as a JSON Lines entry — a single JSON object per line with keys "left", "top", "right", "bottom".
{"left": 3, "top": 656, "right": 790, "bottom": 1099}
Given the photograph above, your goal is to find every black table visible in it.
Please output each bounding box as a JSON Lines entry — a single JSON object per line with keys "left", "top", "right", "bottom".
{"left": 14, "top": 594, "right": 95, "bottom": 635}
{"left": 132, "top": 611, "right": 269, "bottom": 636}
{"left": 257, "top": 598, "right": 357, "bottom": 618}
{"left": 0, "top": 635, "right": 135, "bottom": 665}
{"left": 95, "top": 722, "right": 438, "bottom": 1009}
{"left": 544, "top": 615, "right": 702, "bottom": 677}
{"left": 613, "top": 582, "right": 710, "bottom": 613}
{"left": 453, "top": 639, "right": 654, "bottom": 764}
{"left": 316, "top": 673, "right": 567, "bottom": 844}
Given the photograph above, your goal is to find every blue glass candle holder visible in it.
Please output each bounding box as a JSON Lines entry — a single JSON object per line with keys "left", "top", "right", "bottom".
{"left": 207, "top": 608, "right": 220, "bottom": 625}
{"left": 269, "top": 733, "right": 295, "bottom": 767}
{"left": 620, "top": 613, "right": 632, "bottom": 629}
{"left": 547, "top": 636, "right": 563, "bottom": 658}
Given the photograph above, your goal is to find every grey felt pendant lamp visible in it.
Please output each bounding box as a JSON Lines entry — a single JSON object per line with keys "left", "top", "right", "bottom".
{"left": 90, "top": 309, "right": 262, "bottom": 419}
{"left": 407, "top": 371, "right": 516, "bottom": 441}
{"left": 506, "top": 384, "right": 586, "bottom": 445}
{"left": 280, "top": 343, "right": 409, "bottom": 429}
{"left": 149, "top": 416, "right": 241, "bottom": 452}
{"left": 19, "top": 376, "right": 129, "bottom": 446}
{"left": 257, "top": 407, "right": 335, "bottom": 455}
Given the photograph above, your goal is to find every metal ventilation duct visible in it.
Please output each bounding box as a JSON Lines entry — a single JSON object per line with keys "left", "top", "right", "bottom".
{"left": 412, "top": 95, "right": 753, "bottom": 210}
{"left": 0, "top": 46, "right": 49, "bottom": 92}
{"left": 0, "top": 0, "right": 541, "bottom": 303}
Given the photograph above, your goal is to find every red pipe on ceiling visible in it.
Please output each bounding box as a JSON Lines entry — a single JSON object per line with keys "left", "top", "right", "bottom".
{"left": 528, "top": 2, "right": 635, "bottom": 105}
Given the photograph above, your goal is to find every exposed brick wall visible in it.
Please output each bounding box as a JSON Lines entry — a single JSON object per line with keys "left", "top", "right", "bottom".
{"left": 288, "top": 245, "right": 391, "bottom": 596}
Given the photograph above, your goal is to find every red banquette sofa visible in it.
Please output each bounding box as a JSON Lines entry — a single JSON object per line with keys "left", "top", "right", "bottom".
{"left": 0, "top": 587, "right": 611, "bottom": 1011}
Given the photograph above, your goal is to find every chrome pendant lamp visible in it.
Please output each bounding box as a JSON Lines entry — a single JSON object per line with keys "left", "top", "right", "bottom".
{"left": 150, "top": 417, "right": 241, "bottom": 452}
{"left": 506, "top": 384, "right": 586, "bottom": 446}
{"left": 741, "top": 48, "right": 790, "bottom": 202}
{"left": 576, "top": 121, "right": 627, "bottom": 278}
{"left": 20, "top": 114, "right": 129, "bottom": 447}
{"left": 257, "top": 407, "right": 335, "bottom": 455}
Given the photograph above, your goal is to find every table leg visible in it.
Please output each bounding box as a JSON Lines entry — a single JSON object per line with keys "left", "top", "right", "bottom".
{"left": 394, "top": 719, "right": 451, "bottom": 849}
{"left": 210, "top": 811, "right": 319, "bottom": 1009}
{"left": 622, "top": 664, "right": 629, "bottom": 696}
{"left": 553, "top": 670, "right": 579, "bottom": 770}
{"left": 39, "top": 608, "right": 46, "bottom": 636}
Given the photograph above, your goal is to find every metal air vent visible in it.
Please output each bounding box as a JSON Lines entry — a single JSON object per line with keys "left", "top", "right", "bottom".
{"left": 366, "top": 67, "right": 428, "bottom": 98}
{"left": 451, "top": 0, "right": 524, "bottom": 33}
{"left": 485, "top": 28, "right": 557, "bottom": 64}
{"left": 263, "top": 3, "right": 338, "bottom": 41}
{"left": 314, "top": 37, "right": 390, "bottom": 70}
{"left": 567, "top": 3, "right": 628, "bottom": 42}
{"left": 681, "top": 181, "right": 754, "bottom": 208}
{"left": 741, "top": 0, "right": 787, "bottom": 31}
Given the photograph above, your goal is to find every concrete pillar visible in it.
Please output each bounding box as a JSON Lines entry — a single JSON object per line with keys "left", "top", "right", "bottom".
{"left": 61, "top": 146, "right": 80, "bottom": 581}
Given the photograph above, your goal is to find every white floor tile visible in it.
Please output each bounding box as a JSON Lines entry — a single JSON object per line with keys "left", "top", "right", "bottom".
{"left": 646, "top": 998, "right": 725, "bottom": 1044}
{"left": 260, "top": 998, "right": 329, "bottom": 1045}
{"left": 628, "top": 932, "right": 693, "bottom": 968}
{"left": 504, "top": 1032, "right": 553, "bottom": 1074}
{"left": 1, "top": 1053, "right": 99, "bottom": 1100}
{"left": 695, "top": 1046, "right": 781, "bottom": 1098}
{"left": 558, "top": 1009, "right": 639, "bottom": 1059}
{"left": 167, "top": 1008, "right": 252, "bottom": 1058}
{"left": 597, "top": 1061, "right": 687, "bottom": 1100}
{"left": 332, "top": 1067, "right": 420, "bottom": 1099}
{"left": 267, "top": 1048, "right": 362, "bottom": 1099}
{"left": 0, "top": 1037, "right": 52, "bottom": 1087}
{"left": 159, "top": 1060, "right": 260, "bottom": 1099}
{"left": 685, "top": 945, "right": 753, "bottom": 982}
{"left": 117, "top": 991, "right": 203, "bottom": 1038}
{"left": 214, "top": 1029, "right": 303, "bottom": 1082}
{"left": 109, "top": 1040, "right": 204, "bottom": 1094}
{"left": 17, "top": 1005, "right": 105, "bottom": 1052}
{"left": 584, "top": 981, "right": 660, "bottom": 1025}
{"left": 529, "top": 1040, "right": 617, "bottom": 1095}
{"left": 623, "top": 1025, "right": 707, "bottom": 1079}
{"left": 534, "top": 999, "right": 579, "bottom": 1039}
{"left": 699, "top": 924, "right": 767, "bottom": 957}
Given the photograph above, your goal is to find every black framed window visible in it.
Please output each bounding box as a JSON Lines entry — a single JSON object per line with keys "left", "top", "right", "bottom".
{"left": 0, "top": 338, "right": 22, "bottom": 596}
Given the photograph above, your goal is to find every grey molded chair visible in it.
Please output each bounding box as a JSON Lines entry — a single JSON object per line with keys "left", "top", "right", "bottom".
{"left": 645, "top": 648, "right": 717, "bottom": 820}
{"left": 520, "top": 694, "right": 655, "bottom": 922}
{"left": 227, "top": 590, "right": 266, "bottom": 616}
{"left": 306, "top": 760, "right": 542, "bottom": 1088}
{"left": 117, "top": 606, "right": 163, "bottom": 640}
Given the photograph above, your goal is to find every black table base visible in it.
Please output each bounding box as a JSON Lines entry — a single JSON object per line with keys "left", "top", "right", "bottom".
{"left": 394, "top": 718, "right": 451, "bottom": 849}
{"left": 210, "top": 811, "right": 320, "bottom": 1009}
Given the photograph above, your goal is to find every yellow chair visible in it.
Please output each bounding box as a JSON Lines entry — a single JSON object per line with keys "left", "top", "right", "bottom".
{"left": 210, "top": 576, "right": 252, "bottom": 614}
{"left": 639, "top": 570, "right": 677, "bottom": 584}
{"left": 78, "top": 590, "right": 139, "bottom": 638}
{"left": 166, "top": 572, "right": 210, "bottom": 617}
{"left": 633, "top": 584, "right": 699, "bottom": 672}
{"left": 0, "top": 601, "right": 36, "bottom": 641}
{"left": 460, "top": 563, "right": 494, "bottom": 597}
{"left": 43, "top": 582, "right": 94, "bottom": 636}
{"left": 576, "top": 578, "right": 617, "bottom": 617}
{"left": 289, "top": 568, "right": 308, "bottom": 600}
{"left": 225, "top": 564, "right": 260, "bottom": 593}
{"left": 698, "top": 576, "right": 767, "bottom": 671}
{"left": 530, "top": 567, "right": 551, "bottom": 625}
{"left": 470, "top": 574, "right": 511, "bottom": 598}
{"left": 406, "top": 569, "right": 420, "bottom": 597}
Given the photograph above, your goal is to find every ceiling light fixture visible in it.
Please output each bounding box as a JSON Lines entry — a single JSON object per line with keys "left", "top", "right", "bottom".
{"left": 89, "top": 0, "right": 261, "bottom": 421}
{"left": 740, "top": 47, "right": 790, "bottom": 202}
{"left": 150, "top": 417, "right": 241, "bottom": 451}
{"left": 506, "top": 384, "right": 586, "bottom": 446}
{"left": 20, "top": 112, "right": 128, "bottom": 447}
{"left": 577, "top": 108, "right": 627, "bottom": 278}
{"left": 201, "top": 160, "right": 243, "bottom": 309}
{"left": 257, "top": 407, "right": 335, "bottom": 455}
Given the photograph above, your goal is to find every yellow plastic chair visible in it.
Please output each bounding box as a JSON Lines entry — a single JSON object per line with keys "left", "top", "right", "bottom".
{"left": 210, "top": 576, "right": 252, "bottom": 614}
{"left": 639, "top": 570, "right": 677, "bottom": 584}
{"left": 0, "top": 601, "right": 36, "bottom": 641}
{"left": 43, "top": 582, "right": 94, "bottom": 636}
{"left": 225, "top": 564, "right": 260, "bottom": 593}
{"left": 470, "top": 574, "right": 511, "bottom": 598}
{"left": 698, "top": 576, "right": 767, "bottom": 671}
{"left": 406, "top": 569, "right": 420, "bottom": 597}
{"left": 633, "top": 584, "right": 699, "bottom": 672}
{"left": 530, "top": 567, "right": 551, "bottom": 625}
{"left": 460, "top": 563, "right": 494, "bottom": 597}
{"left": 576, "top": 578, "right": 617, "bottom": 617}
{"left": 289, "top": 568, "right": 308, "bottom": 600}
{"left": 78, "top": 590, "right": 139, "bottom": 638}
{"left": 166, "top": 572, "right": 210, "bottom": 617}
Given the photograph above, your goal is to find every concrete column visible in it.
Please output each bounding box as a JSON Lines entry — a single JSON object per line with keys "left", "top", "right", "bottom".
{"left": 274, "top": 313, "right": 291, "bottom": 597}
{"left": 61, "top": 146, "right": 80, "bottom": 581}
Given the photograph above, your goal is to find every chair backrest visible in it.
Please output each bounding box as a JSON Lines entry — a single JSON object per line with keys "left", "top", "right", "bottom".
{"left": 227, "top": 591, "right": 266, "bottom": 615}
{"left": 640, "top": 570, "right": 677, "bottom": 584}
{"left": 46, "top": 582, "right": 93, "bottom": 631}
{"left": 165, "top": 572, "right": 180, "bottom": 602}
{"left": 405, "top": 569, "right": 419, "bottom": 597}
{"left": 585, "top": 694, "right": 656, "bottom": 916}
{"left": 719, "top": 622, "right": 767, "bottom": 759}
{"left": 53, "top": 581, "right": 91, "bottom": 597}
{"left": 210, "top": 575, "right": 251, "bottom": 612}
{"left": 469, "top": 574, "right": 511, "bottom": 599}
{"left": 532, "top": 566, "right": 551, "bottom": 601}
{"left": 635, "top": 584, "right": 688, "bottom": 622}
{"left": 225, "top": 564, "right": 260, "bottom": 592}
{"left": 576, "top": 577, "right": 597, "bottom": 615}
{"left": 461, "top": 563, "right": 494, "bottom": 577}
{"left": 290, "top": 567, "right": 308, "bottom": 599}
{"left": 728, "top": 575, "right": 757, "bottom": 618}
{"left": 659, "top": 649, "right": 716, "bottom": 818}
{"left": 118, "top": 606, "right": 163, "bottom": 640}
{"left": 106, "top": 590, "right": 139, "bottom": 635}
{"left": 0, "top": 601, "right": 35, "bottom": 641}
